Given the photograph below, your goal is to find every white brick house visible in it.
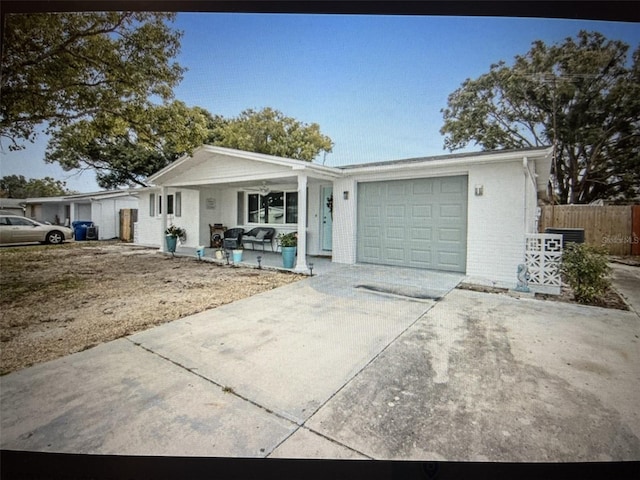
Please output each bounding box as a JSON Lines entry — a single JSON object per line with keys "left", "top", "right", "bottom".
{"left": 137, "top": 145, "right": 552, "bottom": 287}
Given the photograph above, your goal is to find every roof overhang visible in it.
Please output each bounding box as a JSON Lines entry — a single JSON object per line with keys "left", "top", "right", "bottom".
{"left": 340, "top": 147, "right": 553, "bottom": 175}
{"left": 26, "top": 188, "right": 141, "bottom": 204}
{"left": 148, "top": 145, "right": 343, "bottom": 187}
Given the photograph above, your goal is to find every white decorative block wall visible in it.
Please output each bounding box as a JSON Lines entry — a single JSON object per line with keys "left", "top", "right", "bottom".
{"left": 525, "top": 234, "right": 563, "bottom": 295}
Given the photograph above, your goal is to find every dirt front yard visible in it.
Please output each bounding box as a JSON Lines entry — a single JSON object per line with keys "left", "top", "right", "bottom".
{"left": 0, "top": 242, "right": 302, "bottom": 375}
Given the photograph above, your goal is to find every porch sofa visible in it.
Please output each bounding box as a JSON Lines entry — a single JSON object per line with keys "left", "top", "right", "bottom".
{"left": 243, "top": 227, "right": 276, "bottom": 252}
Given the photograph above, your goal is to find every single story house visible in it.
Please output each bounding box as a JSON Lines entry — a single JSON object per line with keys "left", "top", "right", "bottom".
{"left": 136, "top": 145, "right": 552, "bottom": 288}
{"left": 26, "top": 190, "right": 139, "bottom": 240}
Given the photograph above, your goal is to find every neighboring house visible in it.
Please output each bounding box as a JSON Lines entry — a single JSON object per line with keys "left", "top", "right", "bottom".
{"left": 26, "top": 190, "right": 139, "bottom": 240}
{"left": 0, "top": 198, "right": 27, "bottom": 216}
{"left": 137, "top": 145, "right": 552, "bottom": 286}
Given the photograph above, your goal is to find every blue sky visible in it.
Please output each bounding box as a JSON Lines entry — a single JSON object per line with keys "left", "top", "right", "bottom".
{"left": 2, "top": 13, "right": 639, "bottom": 192}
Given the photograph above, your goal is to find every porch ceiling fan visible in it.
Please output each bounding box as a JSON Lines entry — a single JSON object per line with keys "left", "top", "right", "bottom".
{"left": 246, "top": 181, "right": 271, "bottom": 195}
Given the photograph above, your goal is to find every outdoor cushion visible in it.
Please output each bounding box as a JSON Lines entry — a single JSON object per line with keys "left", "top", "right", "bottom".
{"left": 256, "top": 230, "right": 266, "bottom": 240}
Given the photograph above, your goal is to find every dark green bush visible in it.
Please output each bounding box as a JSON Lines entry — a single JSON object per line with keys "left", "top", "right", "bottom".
{"left": 560, "top": 243, "right": 611, "bottom": 304}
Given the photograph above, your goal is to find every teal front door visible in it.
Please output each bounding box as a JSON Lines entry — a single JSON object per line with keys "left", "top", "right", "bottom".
{"left": 321, "top": 186, "right": 333, "bottom": 252}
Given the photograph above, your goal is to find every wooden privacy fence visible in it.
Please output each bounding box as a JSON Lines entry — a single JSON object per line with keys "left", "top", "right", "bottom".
{"left": 538, "top": 205, "right": 640, "bottom": 256}
{"left": 119, "top": 208, "right": 138, "bottom": 242}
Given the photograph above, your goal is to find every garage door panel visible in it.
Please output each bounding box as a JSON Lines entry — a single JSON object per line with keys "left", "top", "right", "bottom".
{"left": 412, "top": 181, "right": 433, "bottom": 195}
{"left": 363, "top": 226, "right": 382, "bottom": 238}
{"left": 439, "top": 251, "right": 463, "bottom": 269}
{"left": 386, "top": 226, "right": 405, "bottom": 241}
{"left": 384, "top": 205, "right": 407, "bottom": 225}
{"left": 410, "top": 226, "right": 432, "bottom": 241}
{"left": 388, "top": 183, "right": 407, "bottom": 196}
{"left": 440, "top": 204, "right": 463, "bottom": 219}
{"left": 385, "top": 247, "right": 405, "bottom": 262}
{"left": 412, "top": 205, "right": 432, "bottom": 219}
{"left": 362, "top": 247, "right": 382, "bottom": 259}
{"left": 440, "top": 177, "right": 465, "bottom": 194}
{"left": 438, "top": 227, "right": 463, "bottom": 243}
{"left": 410, "top": 249, "right": 432, "bottom": 266}
{"left": 364, "top": 205, "right": 382, "bottom": 221}
{"left": 358, "top": 176, "right": 467, "bottom": 273}
{"left": 362, "top": 183, "right": 383, "bottom": 196}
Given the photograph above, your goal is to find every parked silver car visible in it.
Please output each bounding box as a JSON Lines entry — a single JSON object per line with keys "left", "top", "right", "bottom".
{"left": 0, "top": 214, "right": 73, "bottom": 245}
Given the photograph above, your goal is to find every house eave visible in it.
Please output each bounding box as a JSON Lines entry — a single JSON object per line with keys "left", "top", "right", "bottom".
{"left": 26, "top": 188, "right": 141, "bottom": 203}
{"left": 148, "top": 145, "right": 343, "bottom": 186}
{"left": 340, "top": 147, "right": 553, "bottom": 175}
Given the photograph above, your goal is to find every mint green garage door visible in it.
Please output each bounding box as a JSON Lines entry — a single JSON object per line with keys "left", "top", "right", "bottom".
{"left": 357, "top": 176, "right": 468, "bottom": 272}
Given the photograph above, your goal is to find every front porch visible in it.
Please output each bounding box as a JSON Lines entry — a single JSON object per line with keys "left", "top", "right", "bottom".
{"left": 143, "top": 146, "right": 342, "bottom": 275}
{"left": 166, "top": 245, "right": 336, "bottom": 276}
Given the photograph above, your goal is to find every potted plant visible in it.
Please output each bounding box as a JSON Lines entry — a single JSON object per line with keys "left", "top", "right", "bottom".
{"left": 165, "top": 224, "right": 186, "bottom": 253}
{"left": 232, "top": 244, "right": 243, "bottom": 264}
{"left": 278, "top": 232, "right": 297, "bottom": 268}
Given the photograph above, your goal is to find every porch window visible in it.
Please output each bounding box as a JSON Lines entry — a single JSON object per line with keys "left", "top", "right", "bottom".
{"left": 175, "top": 192, "right": 182, "bottom": 217}
{"left": 247, "top": 191, "right": 297, "bottom": 225}
{"left": 158, "top": 193, "right": 179, "bottom": 216}
{"left": 149, "top": 194, "right": 156, "bottom": 216}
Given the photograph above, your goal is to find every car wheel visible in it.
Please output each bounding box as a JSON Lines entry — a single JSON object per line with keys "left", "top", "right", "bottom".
{"left": 46, "top": 231, "right": 64, "bottom": 244}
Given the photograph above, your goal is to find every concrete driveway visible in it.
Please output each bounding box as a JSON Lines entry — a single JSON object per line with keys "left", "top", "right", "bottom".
{"left": 1, "top": 263, "right": 639, "bottom": 461}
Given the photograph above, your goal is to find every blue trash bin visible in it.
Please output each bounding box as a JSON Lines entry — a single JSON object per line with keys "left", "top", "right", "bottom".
{"left": 72, "top": 221, "right": 93, "bottom": 241}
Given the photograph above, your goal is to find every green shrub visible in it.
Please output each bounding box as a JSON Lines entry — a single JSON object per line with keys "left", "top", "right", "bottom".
{"left": 560, "top": 243, "right": 611, "bottom": 304}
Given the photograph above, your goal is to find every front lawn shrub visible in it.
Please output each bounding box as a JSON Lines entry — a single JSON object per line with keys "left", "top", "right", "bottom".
{"left": 560, "top": 243, "right": 611, "bottom": 304}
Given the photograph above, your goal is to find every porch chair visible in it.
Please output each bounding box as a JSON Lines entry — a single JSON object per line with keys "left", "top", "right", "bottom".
{"left": 223, "top": 228, "right": 245, "bottom": 249}
{"left": 243, "top": 227, "right": 276, "bottom": 252}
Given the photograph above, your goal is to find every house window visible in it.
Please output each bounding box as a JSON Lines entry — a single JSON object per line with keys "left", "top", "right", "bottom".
{"left": 247, "top": 191, "right": 298, "bottom": 224}
{"left": 175, "top": 192, "right": 182, "bottom": 217}
{"left": 149, "top": 194, "right": 156, "bottom": 216}
{"left": 158, "top": 193, "right": 179, "bottom": 216}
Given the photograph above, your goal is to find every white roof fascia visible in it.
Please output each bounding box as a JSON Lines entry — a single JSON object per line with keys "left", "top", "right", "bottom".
{"left": 27, "top": 188, "right": 142, "bottom": 203}
{"left": 148, "top": 145, "right": 342, "bottom": 185}
{"left": 342, "top": 147, "right": 552, "bottom": 175}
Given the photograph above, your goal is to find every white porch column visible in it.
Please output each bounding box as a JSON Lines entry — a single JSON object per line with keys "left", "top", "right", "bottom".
{"left": 294, "top": 173, "right": 309, "bottom": 273}
{"left": 69, "top": 202, "right": 76, "bottom": 225}
{"left": 160, "top": 186, "right": 168, "bottom": 252}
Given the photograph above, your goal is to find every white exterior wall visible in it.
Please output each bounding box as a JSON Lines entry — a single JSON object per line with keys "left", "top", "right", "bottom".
{"left": 175, "top": 188, "right": 201, "bottom": 247}
{"left": 135, "top": 188, "right": 199, "bottom": 247}
{"left": 135, "top": 190, "right": 157, "bottom": 246}
{"left": 305, "top": 182, "right": 322, "bottom": 256}
{"left": 331, "top": 176, "right": 359, "bottom": 264}
{"left": 523, "top": 158, "right": 539, "bottom": 234}
{"left": 465, "top": 161, "right": 526, "bottom": 287}
{"left": 199, "top": 186, "right": 223, "bottom": 246}
{"left": 90, "top": 195, "right": 138, "bottom": 239}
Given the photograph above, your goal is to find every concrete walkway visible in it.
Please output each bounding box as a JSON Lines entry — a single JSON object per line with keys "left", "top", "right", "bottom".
{"left": 2, "top": 264, "right": 639, "bottom": 461}
{"left": 610, "top": 261, "right": 640, "bottom": 317}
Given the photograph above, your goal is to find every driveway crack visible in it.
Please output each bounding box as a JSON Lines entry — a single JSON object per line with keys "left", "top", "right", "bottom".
{"left": 126, "top": 339, "right": 296, "bottom": 426}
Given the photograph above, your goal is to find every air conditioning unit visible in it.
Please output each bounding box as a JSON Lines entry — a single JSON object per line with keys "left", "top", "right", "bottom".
{"left": 86, "top": 226, "right": 98, "bottom": 240}
{"left": 544, "top": 228, "right": 585, "bottom": 247}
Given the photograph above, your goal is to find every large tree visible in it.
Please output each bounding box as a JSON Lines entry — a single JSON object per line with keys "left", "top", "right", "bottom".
{"left": 45, "top": 101, "right": 215, "bottom": 188}
{"left": 212, "top": 107, "right": 334, "bottom": 161}
{"left": 440, "top": 31, "right": 640, "bottom": 204}
{"left": 0, "top": 175, "right": 70, "bottom": 198}
{"left": 0, "top": 11, "right": 184, "bottom": 150}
